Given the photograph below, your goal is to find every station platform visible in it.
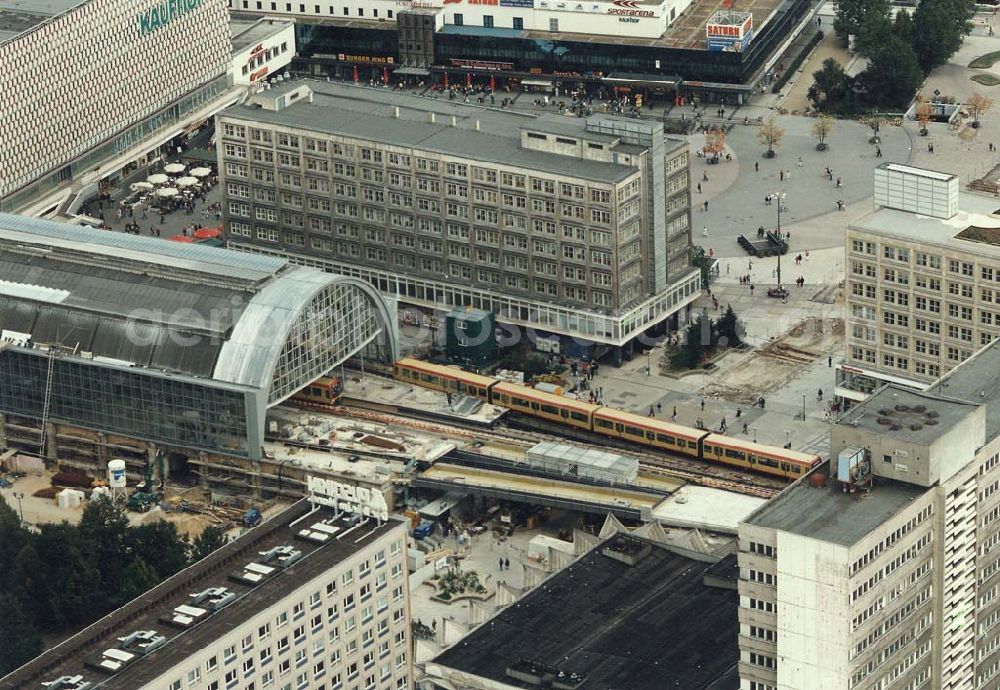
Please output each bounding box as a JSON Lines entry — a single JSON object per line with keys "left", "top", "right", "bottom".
{"left": 342, "top": 372, "right": 507, "bottom": 427}
{"left": 413, "top": 463, "right": 664, "bottom": 521}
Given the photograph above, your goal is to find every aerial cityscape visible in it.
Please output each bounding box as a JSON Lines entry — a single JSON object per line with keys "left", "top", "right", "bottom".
{"left": 1, "top": 0, "right": 999, "bottom": 688}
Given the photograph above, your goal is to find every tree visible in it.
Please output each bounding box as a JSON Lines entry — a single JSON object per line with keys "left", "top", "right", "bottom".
{"left": 808, "top": 58, "right": 855, "bottom": 114}
{"left": 127, "top": 521, "right": 189, "bottom": 582}
{"left": 0, "top": 593, "right": 42, "bottom": 676}
{"left": 968, "top": 92, "right": 994, "bottom": 128}
{"left": 757, "top": 119, "right": 785, "bottom": 158}
{"left": 190, "top": 525, "right": 227, "bottom": 564}
{"left": 670, "top": 312, "right": 713, "bottom": 369}
{"left": 913, "top": 0, "right": 975, "bottom": 73}
{"left": 79, "top": 499, "right": 129, "bottom": 608}
{"left": 702, "top": 127, "right": 727, "bottom": 160}
{"left": 119, "top": 557, "right": 162, "bottom": 605}
{"left": 812, "top": 115, "right": 835, "bottom": 150}
{"left": 860, "top": 37, "right": 924, "bottom": 109}
{"left": 833, "top": 0, "right": 890, "bottom": 43}
{"left": 691, "top": 246, "right": 713, "bottom": 289}
{"left": 915, "top": 97, "right": 933, "bottom": 135}
{"left": 716, "top": 305, "right": 743, "bottom": 347}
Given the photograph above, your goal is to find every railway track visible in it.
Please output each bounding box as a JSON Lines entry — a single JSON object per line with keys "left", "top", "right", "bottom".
{"left": 319, "top": 401, "right": 781, "bottom": 499}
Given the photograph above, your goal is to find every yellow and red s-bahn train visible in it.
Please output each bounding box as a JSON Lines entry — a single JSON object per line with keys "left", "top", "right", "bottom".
{"left": 290, "top": 376, "right": 343, "bottom": 407}
{"left": 393, "top": 357, "right": 819, "bottom": 480}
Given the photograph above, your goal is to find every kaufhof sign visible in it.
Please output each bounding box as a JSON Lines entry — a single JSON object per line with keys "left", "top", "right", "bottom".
{"left": 139, "top": 0, "right": 203, "bottom": 36}
{"left": 308, "top": 476, "right": 389, "bottom": 521}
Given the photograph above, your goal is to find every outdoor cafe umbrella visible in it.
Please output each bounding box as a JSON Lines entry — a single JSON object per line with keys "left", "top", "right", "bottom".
{"left": 490, "top": 74, "right": 495, "bottom": 91}
{"left": 175, "top": 176, "right": 199, "bottom": 187}
{"left": 168, "top": 235, "right": 194, "bottom": 243}
{"left": 189, "top": 167, "right": 211, "bottom": 178}
{"left": 193, "top": 227, "right": 221, "bottom": 240}
{"left": 131, "top": 181, "right": 154, "bottom": 191}
{"left": 164, "top": 163, "right": 186, "bottom": 174}
{"left": 156, "top": 187, "right": 179, "bottom": 197}
{"left": 147, "top": 173, "right": 169, "bottom": 185}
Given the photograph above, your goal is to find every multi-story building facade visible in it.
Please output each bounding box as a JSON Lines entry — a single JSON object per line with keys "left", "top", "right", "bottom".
{"left": 0, "top": 499, "right": 414, "bottom": 690}
{"left": 738, "top": 339, "right": 1000, "bottom": 690}
{"left": 839, "top": 164, "right": 1000, "bottom": 403}
{"left": 217, "top": 81, "right": 700, "bottom": 357}
{"left": 0, "top": 0, "right": 235, "bottom": 213}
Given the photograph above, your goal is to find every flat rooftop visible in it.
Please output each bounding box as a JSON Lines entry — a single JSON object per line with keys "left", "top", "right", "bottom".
{"left": 222, "top": 81, "right": 645, "bottom": 183}
{"left": 745, "top": 463, "right": 926, "bottom": 546}
{"left": 853, "top": 191, "right": 1000, "bottom": 255}
{"left": 231, "top": 16, "right": 293, "bottom": 52}
{"left": 930, "top": 338, "right": 1000, "bottom": 440}
{"left": 836, "top": 385, "right": 977, "bottom": 446}
{"left": 0, "top": 0, "right": 83, "bottom": 44}
{"left": 0, "top": 500, "right": 402, "bottom": 690}
{"left": 431, "top": 533, "right": 738, "bottom": 690}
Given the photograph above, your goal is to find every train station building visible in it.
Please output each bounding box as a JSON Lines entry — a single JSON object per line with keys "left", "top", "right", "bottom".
{"left": 0, "top": 214, "right": 397, "bottom": 476}
{"left": 217, "top": 81, "right": 701, "bottom": 359}
{"left": 229, "top": 0, "right": 815, "bottom": 103}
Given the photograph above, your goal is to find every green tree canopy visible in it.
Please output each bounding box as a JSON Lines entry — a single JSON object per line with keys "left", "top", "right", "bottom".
{"left": 0, "top": 592, "right": 43, "bottom": 676}
{"left": 190, "top": 525, "right": 227, "bottom": 563}
{"left": 119, "top": 557, "right": 162, "bottom": 605}
{"left": 834, "top": 0, "right": 890, "bottom": 42}
{"left": 861, "top": 36, "right": 924, "bottom": 108}
{"left": 127, "top": 521, "right": 189, "bottom": 581}
{"left": 808, "top": 58, "right": 855, "bottom": 113}
{"left": 913, "top": 0, "right": 975, "bottom": 73}
{"left": 716, "top": 305, "right": 743, "bottom": 347}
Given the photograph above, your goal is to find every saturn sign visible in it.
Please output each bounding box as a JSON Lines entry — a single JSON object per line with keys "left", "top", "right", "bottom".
{"left": 139, "top": 0, "right": 203, "bottom": 36}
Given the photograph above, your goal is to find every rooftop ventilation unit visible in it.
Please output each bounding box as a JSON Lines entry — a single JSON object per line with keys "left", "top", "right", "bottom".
{"left": 85, "top": 647, "right": 137, "bottom": 674}
{"left": 189, "top": 586, "right": 238, "bottom": 610}
{"left": 41, "top": 675, "right": 92, "bottom": 690}
{"left": 161, "top": 603, "right": 210, "bottom": 629}
{"left": 230, "top": 560, "right": 277, "bottom": 585}
{"left": 117, "top": 629, "right": 167, "bottom": 655}
{"left": 259, "top": 545, "right": 303, "bottom": 568}
{"left": 296, "top": 519, "right": 343, "bottom": 544}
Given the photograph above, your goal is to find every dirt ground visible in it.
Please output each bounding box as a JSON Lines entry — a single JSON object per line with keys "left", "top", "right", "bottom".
{"left": 0, "top": 471, "right": 237, "bottom": 538}
{"left": 701, "top": 317, "right": 844, "bottom": 402}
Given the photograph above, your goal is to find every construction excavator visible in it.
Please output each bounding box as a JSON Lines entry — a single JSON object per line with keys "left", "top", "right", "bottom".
{"left": 127, "top": 449, "right": 165, "bottom": 512}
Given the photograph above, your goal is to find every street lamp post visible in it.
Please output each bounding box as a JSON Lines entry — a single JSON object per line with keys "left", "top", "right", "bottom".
{"left": 646, "top": 350, "right": 651, "bottom": 377}
{"left": 13, "top": 491, "right": 24, "bottom": 523}
{"left": 775, "top": 192, "right": 786, "bottom": 288}
{"left": 802, "top": 394, "right": 806, "bottom": 421}
{"left": 752, "top": 427, "right": 758, "bottom": 443}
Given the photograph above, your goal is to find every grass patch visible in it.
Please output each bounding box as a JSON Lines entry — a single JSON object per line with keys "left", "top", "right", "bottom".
{"left": 970, "top": 51, "right": 1000, "bottom": 69}
{"left": 972, "top": 73, "right": 1000, "bottom": 86}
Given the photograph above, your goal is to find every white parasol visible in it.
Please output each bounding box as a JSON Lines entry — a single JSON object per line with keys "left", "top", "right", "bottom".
{"left": 147, "top": 173, "right": 169, "bottom": 185}
{"left": 131, "top": 181, "right": 154, "bottom": 191}
{"left": 175, "top": 176, "right": 199, "bottom": 187}
{"left": 156, "top": 187, "right": 179, "bottom": 198}
{"left": 164, "top": 163, "right": 186, "bottom": 174}
{"left": 189, "top": 167, "right": 211, "bottom": 177}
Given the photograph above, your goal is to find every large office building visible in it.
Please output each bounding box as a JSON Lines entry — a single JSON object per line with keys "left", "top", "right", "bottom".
{"left": 0, "top": 0, "right": 233, "bottom": 213}
{"left": 229, "top": 0, "right": 814, "bottom": 103}
{"left": 838, "top": 164, "right": 1000, "bottom": 403}
{"left": 0, "top": 499, "right": 414, "bottom": 690}
{"left": 217, "top": 81, "right": 700, "bottom": 357}
{"left": 0, "top": 214, "right": 396, "bottom": 470}
{"left": 738, "top": 339, "right": 1000, "bottom": 690}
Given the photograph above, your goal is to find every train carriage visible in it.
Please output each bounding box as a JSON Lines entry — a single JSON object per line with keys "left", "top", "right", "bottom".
{"left": 393, "top": 357, "right": 496, "bottom": 401}
{"left": 591, "top": 408, "right": 705, "bottom": 458}
{"left": 701, "top": 434, "right": 819, "bottom": 479}
{"left": 490, "top": 382, "right": 599, "bottom": 431}
{"left": 290, "top": 376, "right": 343, "bottom": 407}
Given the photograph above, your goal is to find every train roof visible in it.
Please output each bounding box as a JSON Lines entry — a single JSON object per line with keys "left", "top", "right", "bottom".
{"left": 593, "top": 407, "right": 709, "bottom": 440}
{"left": 492, "top": 381, "right": 600, "bottom": 414}
{"left": 395, "top": 357, "right": 498, "bottom": 387}
{"left": 702, "top": 433, "right": 820, "bottom": 466}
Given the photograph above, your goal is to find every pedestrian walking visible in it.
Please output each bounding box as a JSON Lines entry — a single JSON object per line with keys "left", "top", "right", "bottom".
{"left": 700, "top": 398, "right": 705, "bottom": 411}
{"left": 797, "top": 156, "right": 803, "bottom": 167}
{"left": 504, "top": 557, "right": 510, "bottom": 570}
{"left": 672, "top": 406, "right": 677, "bottom": 420}
{"left": 499, "top": 558, "right": 504, "bottom": 571}
{"left": 649, "top": 406, "right": 655, "bottom": 417}
{"left": 836, "top": 176, "right": 842, "bottom": 188}
{"left": 779, "top": 170, "right": 784, "bottom": 181}
{"left": 928, "top": 142, "right": 934, "bottom": 153}
{"left": 755, "top": 161, "right": 759, "bottom": 172}
{"left": 876, "top": 146, "right": 882, "bottom": 157}
{"left": 703, "top": 226, "right": 709, "bottom": 237}
{"left": 720, "top": 417, "right": 727, "bottom": 432}
{"left": 703, "top": 200, "right": 709, "bottom": 212}
{"left": 742, "top": 422, "right": 749, "bottom": 434}
{"left": 817, "top": 388, "right": 824, "bottom": 401}
{"left": 703, "top": 171, "right": 709, "bottom": 182}
{"left": 697, "top": 182, "right": 702, "bottom": 193}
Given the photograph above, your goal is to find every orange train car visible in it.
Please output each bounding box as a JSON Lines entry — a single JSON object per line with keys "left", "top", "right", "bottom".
{"left": 290, "top": 376, "right": 343, "bottom": 407}
{"left": 702, "top": 434, "right": 819, "bottom": 479}
{"left": 393, "top": 357, "right": 496, "bottom": 401}
{"left": 491, "top": 381, "right": 599, "bottom": 431}
{"left": 592, "top": 407, "right": 704, "bottom": 458}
